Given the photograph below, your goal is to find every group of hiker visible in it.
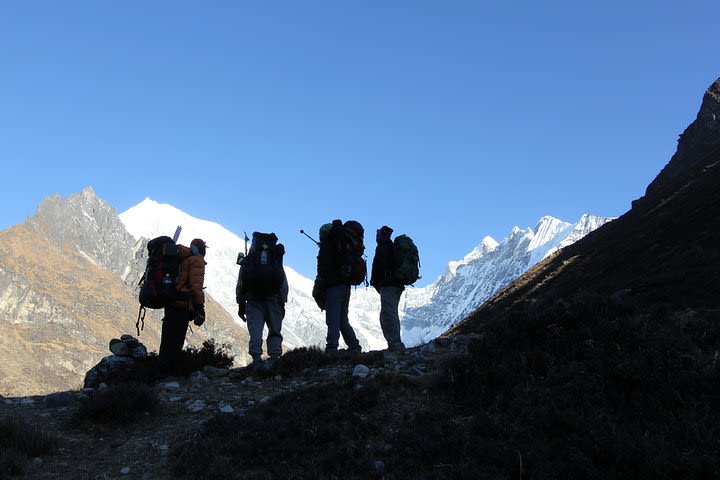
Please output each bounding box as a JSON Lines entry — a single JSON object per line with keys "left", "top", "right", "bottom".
{"left": 139, "top": 220, "right": 419, "bottom": 377}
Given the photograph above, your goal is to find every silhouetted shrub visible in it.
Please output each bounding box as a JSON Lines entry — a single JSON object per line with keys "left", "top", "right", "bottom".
{"left": 177, "top": 339, "right": 234, "bottom": 375}
{"left": 0, "top": 417, "right": 57, "bottom": 478}
{"left": 74, "top": 382, "right": 157, "bottom": 424}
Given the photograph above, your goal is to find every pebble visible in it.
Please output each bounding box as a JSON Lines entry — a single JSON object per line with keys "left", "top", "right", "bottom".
{"left": 120, "top": 467, "right": 130, "bottom": 475}
{"left": 186, "top": 400, "right": 206, "bottom": 413}
{"left": 353, "top": 365, "right": 370, "bottom": 378}
{"left": 161, "top": 381, "right": 181, "bottom": 391}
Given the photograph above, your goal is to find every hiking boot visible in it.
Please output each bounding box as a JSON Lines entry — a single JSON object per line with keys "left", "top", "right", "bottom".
{"left": 348, "top": 345, "right": 362, "bottom": 353}
{"left": 388, "top": 343, "right": 406, "bottom": 354}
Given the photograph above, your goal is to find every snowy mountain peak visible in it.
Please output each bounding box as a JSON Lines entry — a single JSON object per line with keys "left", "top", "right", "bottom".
{"left": 447, "top": 236, "right": 499, "bottom": 276}
{"left": 401, "top": 213, "right": 615, "bottom": 345}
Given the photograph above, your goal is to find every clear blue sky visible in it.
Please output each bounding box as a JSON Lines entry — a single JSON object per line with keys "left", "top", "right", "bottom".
{"left": 1, "top": 1, "right": 717, "bottom": 286}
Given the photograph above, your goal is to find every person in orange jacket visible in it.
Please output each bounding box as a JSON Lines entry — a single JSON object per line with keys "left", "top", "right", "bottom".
{"left": 157, "top": 238, "right": 207, "bottom": 378}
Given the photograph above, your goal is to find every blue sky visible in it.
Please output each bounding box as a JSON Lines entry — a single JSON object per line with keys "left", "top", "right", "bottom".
{"left": 1, "top": 1, "right": 717, "bottom": 286}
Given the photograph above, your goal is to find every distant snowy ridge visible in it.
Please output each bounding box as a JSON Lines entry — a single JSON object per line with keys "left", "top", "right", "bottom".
{"left": 399, "top": 214, "right": 614, "bottom": 345}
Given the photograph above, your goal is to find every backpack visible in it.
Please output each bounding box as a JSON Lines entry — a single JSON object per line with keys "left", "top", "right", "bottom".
{"left": 392, "top": 234, "right": 420, "bottom": 285}
{"left": 135, "top": 235, "right": 184, "bottom": 335}
{"left": 138, "top": 236, "right": 182, "bottom": 309}
{"left": 338, "top": 220, "right": 367, "bottom": 286}
{"left": 241, "top": 232, "right": 285, "bottom": 296}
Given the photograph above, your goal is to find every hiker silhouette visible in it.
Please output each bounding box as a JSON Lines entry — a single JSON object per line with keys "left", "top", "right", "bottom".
{"left": 370, "top": 226, "right": 407, "bottom": 352}
{"left": 157, "top": 238, "right": 207, "bottom": 378}
{"left": 314, "top": 220, "right": 363, "bottom": 353}
{"left": 236, "top": 232, "right": 288, "bottom": 365}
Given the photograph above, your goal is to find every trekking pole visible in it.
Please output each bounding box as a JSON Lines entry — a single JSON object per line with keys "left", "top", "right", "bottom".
{"left": 172, "top": 225, "right": 182, "bottom": 243}
{"left": 300, "top": 229, "right": 320, "bottom": 246}
{"left": 243, "top": 231, "right": 249, "bottom": 256}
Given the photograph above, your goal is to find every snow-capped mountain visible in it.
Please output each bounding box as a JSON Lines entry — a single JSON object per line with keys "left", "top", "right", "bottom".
{"left": 399, "top": 214, "right": 615, "bottom": 345}
{"left": 120, "top": 199, "right": 612, "bottom": 351}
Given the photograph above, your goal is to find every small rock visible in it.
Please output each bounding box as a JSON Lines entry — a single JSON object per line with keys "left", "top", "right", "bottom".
{"left": 371, "top": 460, "right": 385, "bottom": 476}
{"left": 120, "top": 466, "right": 131, "bottom": 475}
{"left": 259, "top": 396, "right": 271, "bottom": 404}
{"left": 169, "top": 396, "right": 182, "bottom": 402}
{"left": 4, "top": 399, "right": 15, "bottom": 405}
{"left": 352, "top": 365, "right": 370, "bottom": 378}
{"left": 99, "top": 383, "right": 108, "bottom": 390}
{"left": 383, "top": 350, "right": 400, "bottom": 361}
{"left": 219, "top": 405, "right": 234, "bottom": 413}
{"left": 20, "top": 398, "right": 36, "bottom": 405}
{"left": 186, "top": 399, "right": 206, "bottom": 413}
{"left": 610, "top": 288, "right": 633, "bottom": 301}
{"left": 189, "top": 372, "right": 209, "bottom": 386}
{"left": 419, "top": 341, "right": 438, "bottom": 355}
{"left": 32, "top": 457, "right": 43, "bottom": 466}
{"left": 160, "top": 381, "right": 181, "bottom": 391}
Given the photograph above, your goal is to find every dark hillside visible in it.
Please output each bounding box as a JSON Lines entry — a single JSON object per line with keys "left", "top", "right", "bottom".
{"left": 450, "top": 78, "right": 720, "bottom": 331}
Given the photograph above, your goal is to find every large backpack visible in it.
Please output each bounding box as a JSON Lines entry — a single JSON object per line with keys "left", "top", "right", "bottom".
{"left": 338, "top": 220, "right": 367, "bottom": 286}
{"left": 392, "top": 234, "right": 420, "bottom": 285}
{"left": 138, "top": 236, "right": 182, "bottom": 309}
{"left": 241, "top": 232, "right": 285, "bottom": 296}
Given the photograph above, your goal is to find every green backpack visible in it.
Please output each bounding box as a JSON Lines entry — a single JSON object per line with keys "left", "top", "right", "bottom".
{"left": 393, "top": 234, "right": 420, "bottom": 285}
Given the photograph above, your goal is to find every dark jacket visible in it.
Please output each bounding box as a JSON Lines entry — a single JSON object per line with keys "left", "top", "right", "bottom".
{"left": 370, "top": 237, "right": 401, "bottom": 289}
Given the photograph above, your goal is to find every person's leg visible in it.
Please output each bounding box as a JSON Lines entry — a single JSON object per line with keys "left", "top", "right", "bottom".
{"left": 324, "top": 285, "right": 345, "bottom": 351}
{"left": 245, "top": 300, "right": 266, "bottom": 361}
{"left": 266, "top": 301, "right": 284, "bottom": 357}
{"left": 379, "top": 286, "right": 405, "bottom": 350}
{"left": 338, "top": 284, "right": 360, "bottom": 350}
{"left": 158, "top": 307, "right": 191, "bottom": 377}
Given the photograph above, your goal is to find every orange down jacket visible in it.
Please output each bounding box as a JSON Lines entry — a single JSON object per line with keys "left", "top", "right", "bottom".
{"left": 173, "top": 244, "right": 206, "bottom": 310}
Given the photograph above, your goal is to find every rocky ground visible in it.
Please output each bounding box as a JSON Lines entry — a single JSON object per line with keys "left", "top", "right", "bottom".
{"left": 0, "top": 339, "right": 471, "bottom": 480}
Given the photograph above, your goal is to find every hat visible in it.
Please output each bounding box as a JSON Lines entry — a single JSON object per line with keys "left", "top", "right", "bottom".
{"left": 191, "top": 238, "right": 207, "bottom": 256}
{"left": 379, "top": 225, "right": 393, "bottom": 235}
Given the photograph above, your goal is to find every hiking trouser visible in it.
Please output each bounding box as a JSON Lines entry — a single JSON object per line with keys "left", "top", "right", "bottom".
{"left": 379, "top": 285, "right": 405, "bottom": 349}
{"left": 158, "top": 306, "right": 193, "bottom": 377}
{"left": 325, "top": 284, "right": 360, "bottom": 351}
{"left": 246, "top": 299, "right": 285, "bottom": 358}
